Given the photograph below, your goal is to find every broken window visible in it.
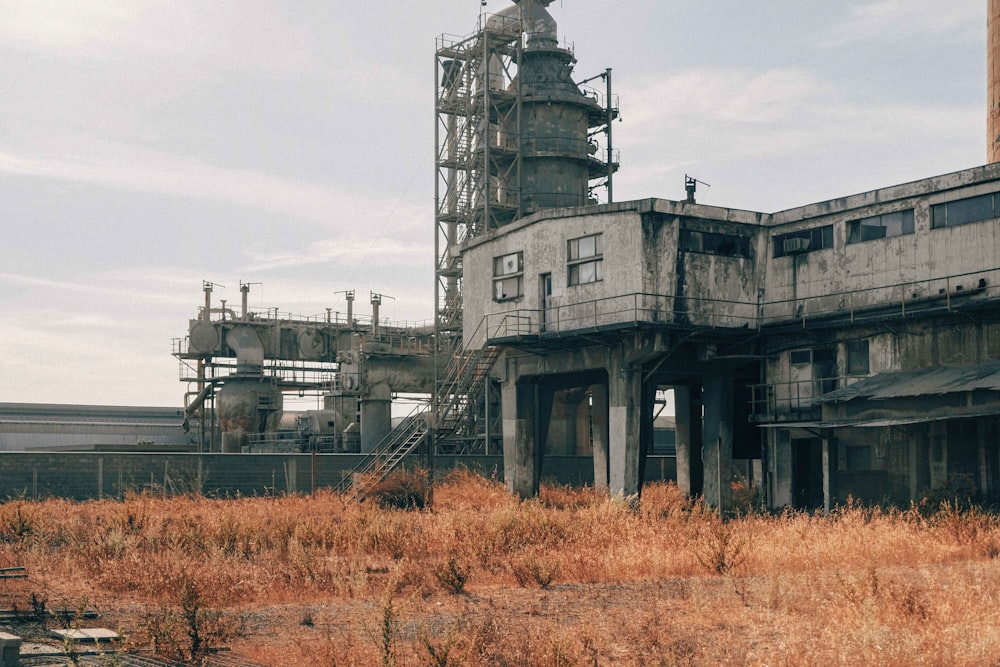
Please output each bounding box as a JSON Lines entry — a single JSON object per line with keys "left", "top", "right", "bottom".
{"left": 493, "top": 251, "right": 523, "bottom": 301}
{"left": 847, "top": 210, "right": 914, "bottom": 243}
{"left": 567, "top": 233, "right": 603, "bottom": 286}
{"left": 680, "top": 229, "right": 753, "bottom": 258}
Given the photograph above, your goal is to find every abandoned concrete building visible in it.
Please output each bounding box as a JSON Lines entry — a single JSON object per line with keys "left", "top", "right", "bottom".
{"left": 463, "top": 166, "right": 1000, "bottom": 510}
{"left": 436, "top": 0, "right": 1000, "bottom": 511}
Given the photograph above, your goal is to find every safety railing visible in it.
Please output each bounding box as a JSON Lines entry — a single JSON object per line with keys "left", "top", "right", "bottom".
{"left": 477, "top": 268, "right": 1000, "bottom": 343}
{"left": 481, "top": 292, "right": 759, "bottom": 342}
{"left": 760, "top": 267, "right": 999, "bottom": 326}
{"left": 749, "top": 375, "right": 869, "bottom": 423}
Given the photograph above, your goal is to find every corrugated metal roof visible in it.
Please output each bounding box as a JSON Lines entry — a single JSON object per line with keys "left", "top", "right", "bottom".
{"left": 757, "top": 409, "right": 1000, "bottom": 429}
{"left": 822, "top": 360, "right": 1000, "bottom": 402}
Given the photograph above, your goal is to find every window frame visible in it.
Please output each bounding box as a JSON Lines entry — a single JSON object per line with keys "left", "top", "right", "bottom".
{"left": 931, "top": 193, "right": 1000, "bottom": 229}
{"left": 492, "top": 251, "right": 524, "bottom": 302}
{"left": 846, "top": 210, "right": 915, "bottom": 244}
{"left": 773, "top": 225, "right": 834, "bottom": 258}
{"left": 567, "top": 233, "right": 603, "bottom": 286}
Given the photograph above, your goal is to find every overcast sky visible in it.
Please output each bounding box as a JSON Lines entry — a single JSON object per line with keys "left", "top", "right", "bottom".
{"left": 0, "top": 0, "right": 986, "bottom": 408}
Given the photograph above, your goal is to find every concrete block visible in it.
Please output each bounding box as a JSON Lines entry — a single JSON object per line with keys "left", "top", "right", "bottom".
{"left": 0, "top": 631, "right": 21, "bottom": 667}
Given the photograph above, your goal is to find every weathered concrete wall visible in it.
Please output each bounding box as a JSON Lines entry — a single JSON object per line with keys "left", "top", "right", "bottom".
{"left": 464, "top": 204, "right": 649, "bottom": 347}
{"left": 764, "top": 164, "right": 1000, "bottom": 323}
{"left": 0, "top": 453, "right": 676, "bottom": 501}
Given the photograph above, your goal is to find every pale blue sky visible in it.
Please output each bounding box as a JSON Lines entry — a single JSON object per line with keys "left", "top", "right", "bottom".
{"left": 0, "top": 0, "right": 986, "bottom": 406}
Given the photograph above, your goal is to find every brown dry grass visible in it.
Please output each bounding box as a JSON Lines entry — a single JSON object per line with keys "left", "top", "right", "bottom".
{"left": 1, "top": 470, "right": 1000, "bottom": 665}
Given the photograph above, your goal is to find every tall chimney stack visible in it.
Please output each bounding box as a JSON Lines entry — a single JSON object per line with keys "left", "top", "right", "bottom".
{"left": 990, "top": 0, "right": 1000, "bottom": 162}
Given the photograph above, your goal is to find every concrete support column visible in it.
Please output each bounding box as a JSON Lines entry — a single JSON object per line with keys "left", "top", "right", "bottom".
{"left": 591, "top": 383, "right": 609, "bottom": 491}
{"left": 360, "top": 383, "right": 392, "bottom": 453}
{"left": 822, "top": 436, "right": 832, "bottom": 515}
{"left": 674, "top": 385, "right": 703, "bottom": 496}
{"left": 607, "top": 354, "right": 643, "bottom": 498}
{"left": 502, "top": 379, "right": 539, "bottom": 499}
{"left": 771, "top": 430, "right": 793, "bottom": 508}
{"left": 702, "top": 373, "right": 734, "bottom": 510}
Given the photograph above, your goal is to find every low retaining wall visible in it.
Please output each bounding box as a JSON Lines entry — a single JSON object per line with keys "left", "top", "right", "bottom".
{"left": 0, "top": 453, "right": 676, "bottom": 501}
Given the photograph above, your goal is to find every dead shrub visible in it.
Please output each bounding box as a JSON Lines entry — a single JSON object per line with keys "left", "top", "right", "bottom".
{"left": 694, "top": 515, "right": 751, "bottom": 575}
{"left": 510, "top": 552, "right": 561, "bottom": 589}
{"left": 538, "top": 482, "right": 602, "bottom": 509}
{"left": 433, "top": 554, "right": 471, "bottom": 594}
{"left": 363, "top": 468, "right": 429, "bottom": 510}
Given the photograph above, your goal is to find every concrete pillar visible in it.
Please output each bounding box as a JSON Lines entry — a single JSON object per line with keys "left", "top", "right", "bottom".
{"left": 822, "top": 437, "right": 831, "bottom": 515}
{"left": 0, "top": 632, "right": 20, "bottom": 667}
{"left": 674, "top": 385, "right": 704, "bottom": 496}
{"left": 771, "top": 429, "right": 793, "bottom": 508}
{"left": 360, "top": 383, "right": 392, "bottom": 453}
{"left": 591, "top": 382, "right": 609, "bottom": 491}
{"left": 702, "top": 373, "right": 734, "bottom": 510}
{"left": 607, "top": 353, "right": 643, "bottom": 497}
{"left": 502, "top": 380, "right": 538, "bottom": 498}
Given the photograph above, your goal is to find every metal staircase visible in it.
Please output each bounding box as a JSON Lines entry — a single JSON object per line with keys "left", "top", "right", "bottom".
{"left": 335, "top": 406, "right": 430, "bottom": 496}
{"left": 335, "top": 335, "right": 501, "bottom": 497}
{"left": 436, "top": 343, "right": 501, "bottom": 442}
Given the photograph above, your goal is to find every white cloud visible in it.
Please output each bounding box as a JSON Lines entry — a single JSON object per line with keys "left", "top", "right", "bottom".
{"left": 825, "top": 0, "right": 982, "bottom": 46}
{"left": 0, "top": 139, "right": 397, "bottom": 226}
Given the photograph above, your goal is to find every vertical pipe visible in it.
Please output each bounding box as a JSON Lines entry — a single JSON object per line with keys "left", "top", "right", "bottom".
{"left": 203, "top": 283, "right": 212, "bottom": 321}
{"left": 606, "top": 68, "right": 614, "bottom": 203}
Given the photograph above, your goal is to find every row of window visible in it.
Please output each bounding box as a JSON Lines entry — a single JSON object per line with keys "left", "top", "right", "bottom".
{"left": 493, "top": 233, "right": 603, "bottom": 301}
{"left": 788, "top": 339, "right": 870, "bottom": 376}
{"left": 492, "top": 189, "right": 998, "bottom": 300}
{"left": 774, "top": 191, "right": 998, "bottom": 258}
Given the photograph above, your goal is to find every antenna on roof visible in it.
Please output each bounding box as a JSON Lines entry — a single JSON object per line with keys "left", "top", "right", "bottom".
{"left": 685, "top": 174, "right": 711, "bottom": 204}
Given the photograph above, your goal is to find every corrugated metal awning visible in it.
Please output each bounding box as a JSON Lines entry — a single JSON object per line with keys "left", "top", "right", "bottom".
{"left": 757, "top": 408, "right": 1000, "bottom": 429}
{"left": 822, "top": 360, "right": 1000, "bottom": 403}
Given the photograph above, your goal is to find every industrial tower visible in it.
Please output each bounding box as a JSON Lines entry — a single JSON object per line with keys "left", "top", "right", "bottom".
{"left": 433, "top": 0, "right": 618, "bottom": 454}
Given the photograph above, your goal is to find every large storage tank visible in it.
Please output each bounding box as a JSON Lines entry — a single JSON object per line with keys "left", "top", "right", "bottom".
{"left": 216, "top": 378, "right": 283, "bottom": 453}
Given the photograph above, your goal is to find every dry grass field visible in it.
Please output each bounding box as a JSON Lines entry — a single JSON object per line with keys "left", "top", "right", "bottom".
{"left": 1, "top": 470, "right": 1000, "bottom": 665}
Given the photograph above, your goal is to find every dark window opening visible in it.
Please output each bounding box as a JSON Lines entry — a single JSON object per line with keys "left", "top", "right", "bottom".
{"left": 680, "top": 229, "right": 753, "bottom": 259}
{"left": 847, "top": 210, "right": 914, "bottom": 243}
{"left": 773, "top": 225, "right": 834, "bottom": 258}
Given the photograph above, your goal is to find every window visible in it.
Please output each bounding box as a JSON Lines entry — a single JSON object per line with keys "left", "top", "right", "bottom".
{"left": 846, "top": 339, "right": 870, "bottom": 375}
{"left": 847, "top": 210, "right": 914, "bottom": 243}
{"left": 567, "top": 233, "right": 602, "bottom": 286}
{"left": 932, "top": 193, "right": 1000, "bottom": 228}
{"left": 492, "top": 251, "right": 523, "bottom": 301}
{"left": 680, "top": 229, "right": 753, "bottom": 258}
{"left": 773, "top": 225, "right": 834, "bottom": 258}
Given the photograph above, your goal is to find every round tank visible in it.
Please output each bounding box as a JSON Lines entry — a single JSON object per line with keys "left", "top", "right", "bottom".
{"left": 216, "top": 378, "right": 283, "bottom": 453}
